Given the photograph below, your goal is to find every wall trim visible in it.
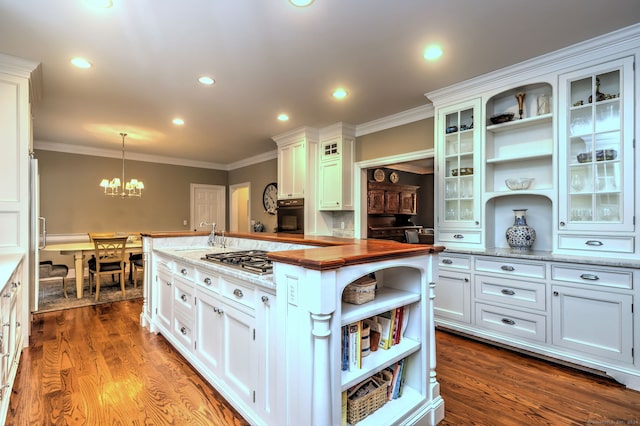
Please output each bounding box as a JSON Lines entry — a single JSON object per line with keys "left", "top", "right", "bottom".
{"left": 355, "top": 104, "right": 434, "bottom": 137}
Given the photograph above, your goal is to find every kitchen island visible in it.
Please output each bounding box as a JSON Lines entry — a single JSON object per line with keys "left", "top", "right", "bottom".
{"left": 141, "top": 231, "right": 445, "bottom": 426}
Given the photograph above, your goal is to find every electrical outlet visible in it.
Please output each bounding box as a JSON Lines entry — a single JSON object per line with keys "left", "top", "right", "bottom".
{"left": 183, "top": 219, "right": 188, "bottom": 226}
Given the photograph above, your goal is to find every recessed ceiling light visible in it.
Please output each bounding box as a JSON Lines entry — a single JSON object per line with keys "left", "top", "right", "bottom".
{"left": 198, "top": 76, "right": 215, "bottom": 86}
{"left": 70, "top": 57, "right": 92, "bottom": 69}
{"left": 289, "top": 0, "right": 314, "bottom": 7}
{"left": 332, "top": 88, "right": 348, "bottom": 100}
{"left": 277, "top": 114, "right": 289, "bottom": 122}
{"left": 86, "top": 0, "right": 113, "bottom": 8}
{"left": 423, "top": 45, "right": 443, "bottom": 61}
{"left": 173, "top": 118, "right": 185, "bottom": 126}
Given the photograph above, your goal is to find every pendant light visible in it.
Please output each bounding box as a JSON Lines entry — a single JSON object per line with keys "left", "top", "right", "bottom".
{"left": 99, "top": 132, "right": 144, "bottom": 197}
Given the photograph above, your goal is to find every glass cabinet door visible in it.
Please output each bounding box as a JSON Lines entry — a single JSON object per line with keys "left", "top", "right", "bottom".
{"left": 439, "top": 99, "right": 481, "bottom": 228}
{"left": 559, "top": 56, "right": 634, "bottom": 232}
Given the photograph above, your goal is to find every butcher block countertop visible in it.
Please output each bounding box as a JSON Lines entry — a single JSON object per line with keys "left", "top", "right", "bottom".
{"left": 142, "top": 231, "right": 444, "bottom": 271}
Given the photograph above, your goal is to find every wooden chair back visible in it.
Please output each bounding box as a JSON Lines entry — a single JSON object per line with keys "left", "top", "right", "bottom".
{"left": 88, "top": 232, "right": 116, "bottom": 243}
{"left": 92, "top": 236, "right": 128, "bottom": 271}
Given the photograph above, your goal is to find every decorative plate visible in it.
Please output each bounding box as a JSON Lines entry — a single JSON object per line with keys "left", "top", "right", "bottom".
{"left": 373, "top": 168, "right": 385, "bottom": 182}
{"left": 389, "top": 171, "right": 399, "bottom": 184}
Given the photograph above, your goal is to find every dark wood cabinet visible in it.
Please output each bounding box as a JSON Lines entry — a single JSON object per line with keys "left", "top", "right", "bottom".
{"left": 367, "top": 181, "right": 418, "bottom": 215}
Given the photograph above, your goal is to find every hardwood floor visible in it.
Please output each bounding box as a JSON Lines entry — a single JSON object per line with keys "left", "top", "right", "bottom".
{"left": 7, "top": 300, "right": 640, "bottom": 425}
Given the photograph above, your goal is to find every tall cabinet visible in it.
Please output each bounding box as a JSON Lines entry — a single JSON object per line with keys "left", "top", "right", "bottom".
{"left": 428, "top": 25, "right": 640, "bottom": 391}
{"left": 0, "top": 53, "right": 40, "bottom": 424}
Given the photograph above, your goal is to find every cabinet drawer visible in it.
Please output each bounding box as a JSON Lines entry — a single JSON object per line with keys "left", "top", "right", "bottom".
{"left": 196, "top": 268, "right": 220, "bottom": 292}
{"left": 475, "top": 257, "right": 545, "bottom": 279}
{"left": 173, "top": 277, "right": 196, "bottom": 317}
{"left": 438, "top": 253, "right": 471, "bottom": 270}
{"left": 172, "top": 311, "right": 194, "bottom": 350}
{"left": 558, "top": 235, "right": 634, "bottom": 254}
{"left": 155, "top": 255, "right": 174, "bottom": 272}
{"left": 475, "top": 303, "right": 546, "bottom": 342}
{"left": 475, "top": 275, "right": 546, "bottom": 311}
{"left": 551, "top": 264, "right": 632, "bottom": 289}
{"left": 222, "top": 277, "right": 256, "bottom": 310}
{"left": 438, "top": 231, "right": 481, "bottom": 244}
{"left": 174, "top": 262, "right": 195, "bottom": 282}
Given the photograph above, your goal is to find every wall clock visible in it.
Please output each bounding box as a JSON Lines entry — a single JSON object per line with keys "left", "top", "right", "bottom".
{"left": 262, "top": 182, "right": 278, "bottom": 214}
{"left": 389, "top": 171, "right": 399, "bottom": 184}
{"left": 373, "top": 168, "right": 385, "bottom": 182}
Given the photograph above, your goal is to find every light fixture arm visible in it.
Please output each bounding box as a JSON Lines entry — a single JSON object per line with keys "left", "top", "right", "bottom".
{"left": 99, "top": 132, "right": 144, "bottom": 197}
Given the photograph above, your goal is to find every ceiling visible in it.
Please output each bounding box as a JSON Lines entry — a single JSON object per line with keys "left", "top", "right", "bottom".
{"left": 1, "top": 1, "right": 639, "bottom": 169}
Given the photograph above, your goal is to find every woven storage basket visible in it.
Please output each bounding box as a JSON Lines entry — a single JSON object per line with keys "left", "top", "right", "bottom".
{"left": 342, "top": 276, "right": 376, "bottom": 305}
{"left": 346, "top": 375, "right": 389, "bottom": 424}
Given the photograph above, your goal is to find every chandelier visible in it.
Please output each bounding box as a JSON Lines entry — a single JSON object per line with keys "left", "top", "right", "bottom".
{"left": 99, "top": 132, "right": 144, "bottom": 197}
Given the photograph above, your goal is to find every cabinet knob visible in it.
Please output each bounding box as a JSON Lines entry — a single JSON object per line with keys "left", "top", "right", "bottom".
{"left": 204, "top": 277, "right": 212, "bottom": 285}
{"left": 553, "top": 291, "right": 559, "bottom": 296}
{"left": 180, "top": 326, "right": 188, "bottom": 335}
{"left": 559, "top": 221, "right": 566, "bottom": 227}
{"left": 181, "top": 268, "right": 188, "bottom": 275}
{"left": 181, "top": 294, "right": 187, "bottom": 302}
{"left": 463, "top": 277, "right": 469, "bottom": 283}
{"left": 233, "top": 288, "right": 244, "bottom": 298}
{"left": 166, "top": 281, "right": 171, "bottom": 286}
{"left": 261, "top": 295, "right": 269, "bottom": 303}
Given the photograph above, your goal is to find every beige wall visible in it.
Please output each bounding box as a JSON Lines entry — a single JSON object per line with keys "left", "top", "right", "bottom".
{"left": 35, "top": 150, "right": 226, "bottom": 235}
{"left": 228, "top": 158, "right": 278, "bottom": 233}
{"left": 356, "top": 118, "right": 434, "bottom": 162}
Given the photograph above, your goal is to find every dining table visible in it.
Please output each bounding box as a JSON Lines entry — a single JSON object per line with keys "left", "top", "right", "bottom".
{"left": 40, "top": 241, "right": 142, "bottom": 298}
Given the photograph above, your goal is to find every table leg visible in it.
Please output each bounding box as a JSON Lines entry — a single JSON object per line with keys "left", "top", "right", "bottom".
{"left": 74, "top": 252, "right": 84, "bottom": 298}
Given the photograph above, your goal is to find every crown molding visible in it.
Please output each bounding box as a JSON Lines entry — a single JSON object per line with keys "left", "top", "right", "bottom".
{"left": 355, "top": 148, "right": 435, "bottom": 169}
{"left": 355, "top": 104, "right": 434, "bottom": 137}
{"left": 426, "top": 23, "right": 640, "bottom": 106}
{"left": 227, "top": 149, "right": 277, "bottom": 170}
{"left": 34, "top": 140, "right": 230, "bottom": 170}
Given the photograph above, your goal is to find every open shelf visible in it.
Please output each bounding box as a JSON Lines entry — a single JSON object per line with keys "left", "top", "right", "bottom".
{"left": 487, "top": 113, "right": 552, "bottom": 133}
{"left": 341, "top": 287, "right": 420, "bottom": 326}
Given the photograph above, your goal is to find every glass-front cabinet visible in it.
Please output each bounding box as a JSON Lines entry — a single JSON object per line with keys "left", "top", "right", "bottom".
{"left": 557, "top": 56, "right": 635, "bottom": 255}
{"left": 436, "top": 98, "right": 482, "bottom": 246}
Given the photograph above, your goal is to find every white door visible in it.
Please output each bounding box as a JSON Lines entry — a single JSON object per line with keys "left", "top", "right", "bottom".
{"left": 191, "top": 184, "right": 226, "bottom": 231}
{"left": 229, "top": 183, "right": 250, "bottom": 232}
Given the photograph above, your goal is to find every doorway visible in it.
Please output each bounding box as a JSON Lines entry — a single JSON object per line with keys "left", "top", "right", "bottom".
{"left": 190, "top": 184, "right": 226, "bottom": 231}
{"left": 229, "top": 182, "right": 250, "bottom": 232}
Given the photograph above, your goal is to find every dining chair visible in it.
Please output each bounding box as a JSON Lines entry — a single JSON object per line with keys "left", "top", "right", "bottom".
{"left": 131, "top": 255, "right": 144, "bottom": 288}
{"left": 404, "top": 229, "right": 420, "bottom": 244}
{"left": 39, "top": 260, "right": 69, "bottom": 298}
{"left": 88, "top": 236, "right": 128, "bottom": 301}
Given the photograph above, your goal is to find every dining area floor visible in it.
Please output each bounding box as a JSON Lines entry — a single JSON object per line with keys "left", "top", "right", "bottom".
{"left": 7, "top": 298, "right": 640, "bottom": 425}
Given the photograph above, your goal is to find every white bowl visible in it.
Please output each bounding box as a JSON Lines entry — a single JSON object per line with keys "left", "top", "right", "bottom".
{"left": 505, "top": 178, "right": 534, "bottom": 190}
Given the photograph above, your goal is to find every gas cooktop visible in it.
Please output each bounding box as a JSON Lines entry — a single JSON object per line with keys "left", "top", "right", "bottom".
{"left": 201, "top": 250, "right": 273, "bottom": 275}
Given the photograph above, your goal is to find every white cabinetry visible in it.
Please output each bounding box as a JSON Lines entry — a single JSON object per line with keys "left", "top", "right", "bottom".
{"left": 437, "top": 251, "right": 640, "bottom": 389}
{"left": 0, "top": 255, "right": 24, "bottom": 423}
{"left": 273, "top": 127, "right": 318, "bottom": 200}
{"left": 153, "top": 255, "right": 174, "bottom": 332}
{"left": 557, "top": 56, "right": 635, "bottom": 255}
{"left": 435, "top": 98, "right": 482, "bottom": 248}
{"left": 318, "top": 124, "right": 355, "bottom": 211}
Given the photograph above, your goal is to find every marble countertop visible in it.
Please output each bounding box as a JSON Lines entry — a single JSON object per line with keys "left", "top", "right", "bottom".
{"left": 443, "top": 247, "right": 640, "bottom": 269}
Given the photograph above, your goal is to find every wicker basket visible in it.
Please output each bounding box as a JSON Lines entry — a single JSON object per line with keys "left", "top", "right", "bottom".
{"left": 342, "top": 276, "right": 376, "bottom": 305}
{"left": 346, "top": 375, "right": 389, "bottom": 424}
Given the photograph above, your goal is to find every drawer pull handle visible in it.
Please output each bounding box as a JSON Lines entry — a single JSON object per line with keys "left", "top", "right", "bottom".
{"left": 453, "top": 234, "right": 464, "bottom": 239}
{"left": 463, "top": 278, "right": 469, "bottom": 283}
{"left": 261, "top": 295, "right": 269, "bottom": 303}
{"left": 181, "top": 294, "right": 187, "bottom": 302}
{"left": 501, "top": 318, "right": 516, "bottom": 326}
{"left": 180, "top": 326, "right": 187, "bottom": 335}
{"left": 501, "top": 289, "right": 516, "bottom": 296}
{"left": 203, "top": 277, "right": 212, "bottom": 285}
{"left": 233, "top": 288, "right": 244, "bottom": 298}
{"left": 442, "top": 259, "right": 453, "bottom": 265}
{"left": 585, "top": 240, "right": 603, "bottom": 246}
{"left": 181, "top": 268, "right": 188, "bottom": 275}
{"left": 500, "top": 265, "right": 515, "bottom": 272}
{"left": 580, "top": 273, "right": 599, "bottom": 281}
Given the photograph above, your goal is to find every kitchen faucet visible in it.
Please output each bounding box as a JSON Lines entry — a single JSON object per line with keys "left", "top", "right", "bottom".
{"left": 200, "top": 221, "right": 216, "bottom": 246}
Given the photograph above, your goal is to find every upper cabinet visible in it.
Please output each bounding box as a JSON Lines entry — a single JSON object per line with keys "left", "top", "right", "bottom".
{"left": 557, "top": 56, "right": 635, "bottom": 255}
{"left": 428, "top": 25, "right": 640, "bottom": 259}
{"left": 435, "top": 98, "right": 483, "bottom": 248}
{"left": 318, "top": 124, "right": 355, "bottom": 211}
{"left": 273, "top": 127, "right": 318, "bottom": 200}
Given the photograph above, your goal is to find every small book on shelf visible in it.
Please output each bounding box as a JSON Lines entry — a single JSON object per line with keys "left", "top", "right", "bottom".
{"left": 376, "top": 308, "right": 396, "bottom": 350}
{"left": 348, "top": 322, "right": 361, "bottom": 370}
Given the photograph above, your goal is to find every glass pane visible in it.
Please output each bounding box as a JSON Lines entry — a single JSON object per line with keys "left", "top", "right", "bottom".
{"left": 595, "top": 101, "right": 620, "bottom": 133}
{"left": 569, "top": 194, "right": 593, "bottom": 222}
{"left": 445, "top": 200, "right": 458, "bottom": 220}
{"left": 595, "top": 194, "right": 621, "bottom": 222}
{"left": 569, "top": 107, "right": 593, "bottom": 137}
{"left": 570, "top": 77, "right": 592, "bottom": 106}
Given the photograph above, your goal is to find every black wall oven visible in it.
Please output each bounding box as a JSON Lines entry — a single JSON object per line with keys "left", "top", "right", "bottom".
{"left": 277, "top": 198, "right": 304, "bottom": 234}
